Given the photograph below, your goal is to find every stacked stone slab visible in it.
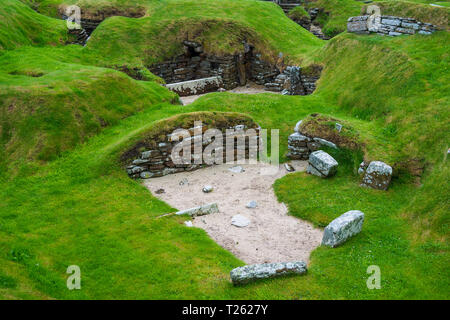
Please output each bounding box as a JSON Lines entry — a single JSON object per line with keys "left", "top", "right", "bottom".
{"left": 230, "top": 261, "right": 307, "bottom": 285}
{"left": 347, "top": 15, "right": 437, "bottom": 36}
{"left": 306, "top": 150, "right": 338, "bottom": 178}
{"left": 149, "top": 42, "right": 279, "bottom": 91}
{"left": 125, "top": 123, "right": 260, "bottom": 179}
{"left": 322, "top": 210, "right": 365, "bottom": 247}
{"left": 264, "top": 66, "right": 321, "bottom": 95}
{"left": 359, "top": 161, "right": 393, "bottom": 190}
{"left": 287, "top": 121, "right": 337, "bottom": 160}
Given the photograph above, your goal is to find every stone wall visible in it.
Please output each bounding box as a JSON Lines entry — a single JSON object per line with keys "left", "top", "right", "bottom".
{"left": 122, "top": 117, "right": 261, "bottom": 179}
{"left": 265, "top": 65, "right": 322, "bottom": 95}
{"left": 149, "top": 41, "right": 280, "bottom": 91}
{"left": 347, "top": 15, "right": 437, "bottom": 36}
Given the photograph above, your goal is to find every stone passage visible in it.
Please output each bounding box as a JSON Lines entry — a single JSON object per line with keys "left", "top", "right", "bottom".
{"left": 230, "top": 261, "right": 307, "bottom": 285}
{"left": 348, "top": 15, "right": 437, "bottom": 36}
{"left": 122, "top": 114, "right": 261, "bottom": 179}
{"left": 150, "top": 41, "right": 321, "bottom": 96}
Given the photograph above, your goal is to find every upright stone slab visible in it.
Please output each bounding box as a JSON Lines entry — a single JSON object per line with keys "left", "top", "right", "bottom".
{"left": 306, "top": 150, "right": 338, "bottom": 177}
{"left": 230, "top": 261, "right": 307, "bottom": 285}
{"left": 322, "top": 210, "right": 365, "bottom": 247}
{"left": 361, "top": 161, "right": 392, "bottom": 190}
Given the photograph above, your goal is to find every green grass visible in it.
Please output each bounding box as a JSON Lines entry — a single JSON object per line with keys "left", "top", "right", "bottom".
{"left": 0, "top": 45, "right": 177, "bottom": 172}
{"left": 0, "top": 0, "right": 448, "bottom": 300}
{"left": 0, "top": 0, "right": 69, "bottom": 50}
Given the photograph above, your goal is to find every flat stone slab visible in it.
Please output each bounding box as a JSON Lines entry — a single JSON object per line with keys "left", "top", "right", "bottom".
{"left": 361, "top": 161, "right": 392, "bottom": 190}
{"left": 176, "top": 203, "right": 219, "bottom": 217}
{"left": 230, "top": 261, "right": 307, "bottom": 285}
{"left": 246, "top": 200, "right": 257, "bottom": 209}
{"left": 306, "top": 150, "right": 338, "bottom": 178}
{"left": 165, "top": 76, "right": 223, "bottom": 96}
{"left": 231, "top": 214, "right": 250, "bottom": 227}
{"left": 322, "top": 210, "right": 365, "bottom": 247}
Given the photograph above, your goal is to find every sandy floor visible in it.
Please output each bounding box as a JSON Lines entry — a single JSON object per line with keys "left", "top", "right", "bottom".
{"left": 179, "top": 82, "right": 279, "bottom": 105}
{"left": 144, "top": 161, "right": 323, "bottom": 264}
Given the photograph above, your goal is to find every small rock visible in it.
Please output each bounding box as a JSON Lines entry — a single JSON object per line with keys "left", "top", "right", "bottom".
{"left": 335, "top": 123, "right": 343, "bottom": 132}
{"left": 184, "top": 221, "right": 193, "bottom": 227}
{"left": 217, "top": 87, "right": 226, "bottom": 92}
{"left": 313, "top": 137, "right": 337, "bottom": 149}
{"left": 229, "top": 166, "right": 244, "bottom": 173}
{"left": 179, "top": 178, "right": 189, "bottom": 185}
{"left": 140, "top": 171, "right": 153, "bottom": 179}
{"left": 284, "top": 163, "right": 295, "bottom": 172}
{"left": 202, "top": 185, "right": 213, "bottom": 193}
{"left": 231, "top": 214, "right": 250, "bottom": 227}
{"left": 246, "top": 201, "right": 257, "bottom": 209}
{"left": 155, "top": 188, "right": 165, "bottom": 194}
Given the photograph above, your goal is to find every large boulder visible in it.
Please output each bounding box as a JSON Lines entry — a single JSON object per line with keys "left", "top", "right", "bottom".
{"left": 360, "top": 161, "right": 392, "bottom": 190}
{"left": 322, "top": 210, "right": 365, "bottom": 247}
{"left": 306, "top": 150, "right": 338, "bottom": 178}
{"left": 230, "top": 261, "right": 307, "bottom": 285}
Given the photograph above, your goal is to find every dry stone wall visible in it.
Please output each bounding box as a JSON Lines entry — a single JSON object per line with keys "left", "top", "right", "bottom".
{"left": 347, "top": 15, "right": 437, "bottom": 36}
{"left": 123, "top": 118, "right": 261, "bottom": 179}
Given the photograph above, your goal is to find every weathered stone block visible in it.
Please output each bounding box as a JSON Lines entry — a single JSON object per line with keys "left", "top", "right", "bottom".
{"left": 306, "top": 150, "right": 338, "bottom": 178}
{"left": 322, "top": 210, "right": 365, "bottom": 247}
{"left": 360, "top": 161, "right": 392, "bottom": 190}
{"left": 175, "top": 203, "right": 219, "bottom": 217}
{"left": 230, "top": 261, "right": 307, "bottom": 285}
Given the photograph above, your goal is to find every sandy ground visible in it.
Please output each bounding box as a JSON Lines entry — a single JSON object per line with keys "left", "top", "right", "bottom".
{"left": 143, "top": 161, "right": 323, "bottom": 264}
{"left": 179, "top": 82, "right": 279, "bottom": 105}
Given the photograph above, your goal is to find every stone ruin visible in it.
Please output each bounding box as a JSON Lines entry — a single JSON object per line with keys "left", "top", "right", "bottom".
{"left": 347, "top": 15, "right": 437, "bottom": 36}
{"left": 121, "top": 114, "right": 261, "bottom": 179}
{"left": 149, "top": 41, "right": 321, "bottom": 96}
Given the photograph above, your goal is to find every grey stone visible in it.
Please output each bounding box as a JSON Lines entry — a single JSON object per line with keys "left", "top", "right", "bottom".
{"left": 202, "top": 185, "right": 213, "bottom": 193}
{"left": 230, "top": 261, "right": 307, "bottom": 285}
{"left": 184, "top": 221, "right": 193, "bottom": 227}
{"left": 246, "top": 201, "right": 257, "bottom": 209}
{"left": 306, "top": 150, "right": 338, "bottom": 178}
{"left": 284, "top": 163, "right": 295, "bottom": 172}
{"left": 288, "top": 132, "right": 310, "bottom": 144}
{"left": 140, "top": 171, "right": 153, "bottom": 179}
{"left": 229, "top": 166, "right": 244, "bottom": 173}
{"left": 361, "top": 161, "right": 392, "bottom": 190}
{"left": 347, "top": 20, "right": 368, "bottom": 33}
{"left": 294, "top": 120, "right": 303, "bottom": 132}
{"left": 176, "top": 203, "right": 219, "bottom": 217}
{"left": 382, "top": 18, "right": 401, "bottom": 26}
{"left": 322, "top": 210, "right": 365, "bottom": 247}
{"left": 389, "top": 31, "right": 403, "bottom": 36}
{"left": 231, "top": 214, "right": 250, "bottom": 227}
{"left": 418, "top": 30, "right": 432, "bottom": 35}
{"left": 313, "top": 137, "right": 337, "bottom": 149}
{"left": 335, "top": 123, "right": 343, "bottom": 132}
{"left": 401, "top": 22, "right": 420, "bottom": 30}
{"left": 141, "top": 150, "right": 161, "bottom": 159}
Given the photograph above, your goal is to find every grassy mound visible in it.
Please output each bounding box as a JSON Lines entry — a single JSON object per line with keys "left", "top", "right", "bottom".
{"left": 85, "top": 0, "right": 323, "bottom": 65}
{"left": 0, "top": 45, "right": 177, "bottom": 172}
{"left": 362, "top": 1, "right": 450, "bottom": 29}
{"left": 0, "top": 0, "right": 69, "bottom": 50}
{"left": 0, "top": 0, "right": 448, "bottom": 300}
